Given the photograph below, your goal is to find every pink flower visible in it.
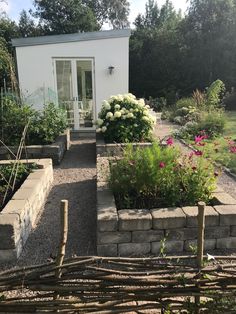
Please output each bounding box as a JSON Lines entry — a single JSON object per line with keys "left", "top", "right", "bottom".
{"left": 230, "top": 146, "right": 236, "bottom": 154}
{"left": 159, "top": 162, "right": 165, "bottom": 168}
{"left": 194, "top": 150, "right": 203, "bottom": 156}
{"left": 166, "top": 137, "right": 174, "bottom": 146}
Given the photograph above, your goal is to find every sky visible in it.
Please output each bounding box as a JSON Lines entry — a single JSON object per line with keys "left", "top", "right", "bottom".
{"left": 0, "top": 0, "right": 189, "bottom": 24}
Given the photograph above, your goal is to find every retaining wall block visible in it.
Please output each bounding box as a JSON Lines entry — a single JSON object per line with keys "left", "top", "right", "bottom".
{"left": 184, "top": 239, "right": 216, "bottom": 252}
{"left": 132, "top": 230, "right": 164, "bottom": 243}
{"left": 97, "top": 231, "right": 131, "bottom": 244}
{"left": 214, "top": 205, "right": 236, "bottom": 226}
{"left": 118, "top": 209, "right": 152, "bottom": 231}
{"left": 151, "top": 240, "right": 184, "bottom": 254}
{"left": 97, "top": 244, "right": 118, "bottom": 257}
{"left": 118, "top": 243, "right": 150, "bottom": 256}
{"left": 182, "top": 206, "right": 219, "bottom": 227}
{"left": 216, "top": 237, "right": 236, "bottom": 249}
{"left": 151, "top": 207, "right": 186, "bottom": 229}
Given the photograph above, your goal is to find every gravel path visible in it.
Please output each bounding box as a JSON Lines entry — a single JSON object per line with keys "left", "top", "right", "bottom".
{"left": 4, "top": 133, "right": 97, "bottom": 269}
{"left": 154, "top": 121, "right": 236, "bottom": 198}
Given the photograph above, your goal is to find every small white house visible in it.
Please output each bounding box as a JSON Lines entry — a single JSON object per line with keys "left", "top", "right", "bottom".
{"left": 12, "top": 29, "right": 131, "bottom": 130}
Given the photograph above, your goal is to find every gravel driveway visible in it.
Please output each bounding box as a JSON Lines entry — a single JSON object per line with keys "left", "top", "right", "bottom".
{"left": 4, "top": 133, "right": 97, "bottom": 269}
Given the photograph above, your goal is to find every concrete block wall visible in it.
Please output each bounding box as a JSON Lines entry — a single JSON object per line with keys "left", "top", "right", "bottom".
{"left": 0, "top": 159, "right": 53, "bottom": 262}
{"left": 0, "top": 130, "right": 70, "bottom": 165}
{"left": 97, "top": 156, "right": 236, "bottom": 257}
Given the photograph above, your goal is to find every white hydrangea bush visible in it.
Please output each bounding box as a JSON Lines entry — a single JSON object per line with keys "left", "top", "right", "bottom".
{"left": 96, "top": 93, "right": 155, "bottom": 143}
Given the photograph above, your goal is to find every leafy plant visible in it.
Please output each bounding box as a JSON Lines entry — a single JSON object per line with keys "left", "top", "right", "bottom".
{"left": 0, "top": 100, "right": 68, "bottom": 145}
{"left": 96, "top": 94, "right": 155, "bottom": 143}
{"left": 109, "top": 142, "right": 217, "bottom": 209}
{"left": 206, "top": 79, "right": 225, "bottom": 109}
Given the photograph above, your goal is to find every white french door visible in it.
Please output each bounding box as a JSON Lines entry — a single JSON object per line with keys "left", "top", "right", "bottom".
{"left": 54, "top": 58, "right": 95, "bottom": 130}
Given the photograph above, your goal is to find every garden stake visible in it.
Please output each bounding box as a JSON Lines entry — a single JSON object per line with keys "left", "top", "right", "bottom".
{"left": 195, "top": 201, "right": 206, "bottom": 314}
{"left": 54, "top": 200, "right": 68, "bottom": 301}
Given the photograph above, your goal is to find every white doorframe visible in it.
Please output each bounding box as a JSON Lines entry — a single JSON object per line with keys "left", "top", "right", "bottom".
{"left": 53, "top": 57, "right": 96, "bottom": 130}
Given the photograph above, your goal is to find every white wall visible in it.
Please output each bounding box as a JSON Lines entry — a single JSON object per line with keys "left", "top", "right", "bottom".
{"left": 15, "top": 36, "right": 129, "bottom": 116}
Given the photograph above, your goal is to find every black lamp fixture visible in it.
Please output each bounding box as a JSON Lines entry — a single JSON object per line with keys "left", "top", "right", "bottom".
{"left": 108, "top": 66, "right": 115, "bottom": 75}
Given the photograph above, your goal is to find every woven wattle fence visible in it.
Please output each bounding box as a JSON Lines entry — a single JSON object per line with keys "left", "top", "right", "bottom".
{"left": 0, "top": 255, "right": 236, "bottom": 313}
{"left": 0, "top": 201, "right": 236, "bottom": 313}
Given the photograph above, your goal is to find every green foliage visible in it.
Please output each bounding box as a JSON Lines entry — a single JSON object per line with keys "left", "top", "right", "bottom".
{"left": 109, "top": 143, "right": 217, "bottom": 209}
{"left": 176, "top": 97, "right": 197, "bottom": 109}
{"left": 96, "top": 94, "right": 154, "bottom": 143}
{"left": 198, "top": 111, "right": 226, "bottom": 138}
{"left": 30, "top": 103, "right": 68, "bottom": 144}
{"left": 0, "top": 100, "right": 68, "bottom": 145}
{"left": 0, "top": 163, "right": 37, "bottom": 209}
{"left": 223, "top": 89, "right": 236, "bottom": 111}
{"left": 206, "top": 79, "right": 225, "bottom": 109}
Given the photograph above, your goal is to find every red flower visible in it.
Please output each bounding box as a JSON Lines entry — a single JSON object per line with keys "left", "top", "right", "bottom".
{"left": 194, "top": 150, "right": 203, "bottom": 156}
{"left": 166, "top": 137, "right": 174, "bottom": 146}
{"left": 195, "top": 135, "right": 204, "bottom": 144}
{"left": 159, "top": 162, "right": 165, "bottom": 168}
{"left": 192, "top": 166, "right": 197, "bottom": 171}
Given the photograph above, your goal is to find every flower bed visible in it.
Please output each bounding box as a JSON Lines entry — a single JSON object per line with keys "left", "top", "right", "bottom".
{"left": 97, "top": 156, "right": 236, "bottom": 256}
{"left": 0, "top": 159, "right": 53, "bottom": 262}
{"left": 0, "top": 130, "right": 70, "bottom": 165}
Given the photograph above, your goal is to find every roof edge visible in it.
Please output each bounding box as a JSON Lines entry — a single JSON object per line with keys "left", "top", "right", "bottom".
{"left": 12, "top": 29, "right": 131, "bottom": 47}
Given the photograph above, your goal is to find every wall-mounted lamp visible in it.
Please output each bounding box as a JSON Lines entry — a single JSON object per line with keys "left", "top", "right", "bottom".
{"left": 108, "top": 66, "right": 115, "bottom": 75}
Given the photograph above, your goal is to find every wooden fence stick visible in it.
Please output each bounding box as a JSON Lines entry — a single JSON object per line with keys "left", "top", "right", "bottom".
{"left": 195, "top": 201, "right": 206, "bottom": 314}
{"left": 55, "top": 200, "right": 68, "bottom": 279}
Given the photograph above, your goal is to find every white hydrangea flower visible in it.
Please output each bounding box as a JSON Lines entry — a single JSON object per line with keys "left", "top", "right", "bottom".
{"left": 138, "top": 99, "right": 145, "bottom": 107}
{"left": 106, "top": 112, "right": 113, "bottom": 119}
{"left": 97, "top": 118, "right": 104, "bottom": 126}
{"left": 142, "top": 116, "right": 150, "bottom": 122}
{"left": 114, "top": 104, "right": 120, "bottom": 110}
{"left": 120, "top": 109, "right": 126, "bottom": 115}
{"left": 96, "top": 128, "right": 101, "bottom": 133}
{"left": 114, "top": 111, "right": 122, "bottom": 118}
{"left": 134, "top": 123, "right": 138, "bottom": 127}
{"left": 101, "top": 126, "right": 107, "bottom": 133}
{"left": 127, "top": 112, "right": 134, "bottom": 118}
{"left": 145, "top": 104, "right": 150, "bottom": 109}
{"left": 102, "top": 100, "right": 111, "bottom": 110}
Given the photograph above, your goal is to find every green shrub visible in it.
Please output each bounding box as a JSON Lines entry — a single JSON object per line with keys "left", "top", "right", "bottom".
{"left": 223, "top": 89, "right": 236, "bottom": 111}
{"left": 206, "top": 79, "right": 225, "bottom": 109}
{"left": 109, "top": 143, "right": 217, "bottom": 209}
{"left": 176, "top": 97, "right": 197, "bottom": 109}
{"left": 0, "top": 100, "right": 68, "bottom": 145}
{"left": 96, "top": 94, "right": 155, "bottom": 143}
{"left": 30, "top": 103, "right": 68, "bottom": 144}
{"left": 197, "top": 111, "right": 226, "bottom": 138}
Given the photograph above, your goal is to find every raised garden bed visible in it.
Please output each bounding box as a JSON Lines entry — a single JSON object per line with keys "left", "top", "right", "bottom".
{"left": 0, "top": 130, "right": 70, "bottom": 165}
{"left": 97, "top": 156, "right": 236, "bottom": 256}
{"left": 0, "top": 159, "right": 53, "bottom": 262}
{"left": 96, "top": 134, "right": 153, "bottom": 157}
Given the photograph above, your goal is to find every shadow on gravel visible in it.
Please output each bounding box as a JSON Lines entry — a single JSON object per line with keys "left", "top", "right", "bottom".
{"left": 4, "top": 179, "right": 97, "bottom": 269}
{"left": 56, "top": 142, "right": 96, "bottom": 170}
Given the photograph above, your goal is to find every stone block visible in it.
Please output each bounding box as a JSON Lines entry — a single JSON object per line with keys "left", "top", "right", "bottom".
{"left": 118, "top": 243, "right": 150, "bottom": 256}
{"left": 97, "top": 244, "right": 118, "bottom": 256}
{"left": 231, "top": 226, "right": 236, "bottom": 236}
{"left": 182, "top": 206, "right": 219, "bottom": 227}
{"left": 151, "top": 207, "right": 186, "bottom": 229}
{"left": 165, "top": 228, "right": 197, "bottom": 241}
{"left": 214, "top": 205, "right": 236, "bottom": 225}
{"left": 184, "top": 239, "right": 216, "bottom": 252}
{"left": 0, "top": 214, "right": 20, "bottom": 249}
{"left": 151, "top": 240, "right": 183, "bottom": 254}
{"left": 212, "top": 193, "right": 236, "bottom": 205}
{"left": 205, "top": 226, "right": 230, "bottom": 239}
{"left": 132, "top": 230, "right": 164, "bottom": 243}
{"left": 97, "top": 189, "right": 115, "bottom": 207}
{"left": 97, "top": 231, "right": 131, "bottom": 244}
{"left": 97, "top": 206, "right": 118, "bottom": 232}
{"left": 216, "top": 237, "right": 236, "bottom": 249}
{"left": 118, "top": 209, "right": 152, "bottom": 231}
{"left": 214, "top": 186, "right": 224, "bottom": 193}
{"left": 3, "top": 199, "right": 28, "bottom": 222}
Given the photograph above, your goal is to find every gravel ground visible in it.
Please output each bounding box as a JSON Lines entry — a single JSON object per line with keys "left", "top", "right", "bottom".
{"left": 154, "top": 121, "right": 236, "bottom": 198}
{"left": 2, "top": 133, "right": 97, "bottom": 270}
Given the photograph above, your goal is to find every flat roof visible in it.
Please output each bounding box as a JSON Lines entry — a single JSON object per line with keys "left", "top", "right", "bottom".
{"left": 12, "top": 29, "right": 131, "bottom": 47}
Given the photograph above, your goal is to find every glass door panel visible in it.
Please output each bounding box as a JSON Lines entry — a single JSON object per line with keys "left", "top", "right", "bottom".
{"left": 55, "top": 60, "right": 78, "bottom": 129}
{"left": 76, "top": 60, "right": 94, "bottom": 128}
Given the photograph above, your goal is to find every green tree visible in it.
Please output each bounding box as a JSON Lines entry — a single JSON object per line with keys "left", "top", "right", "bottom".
{"left": 85, "top": 0, "right": 130, "bottom": 29}
{"left": 33, "top": 0, "right": 99, "bottom": 34}
{"left": 18, "top": 10, "right": 42, "bottom": 38}
{"left": 0, "top": 16, "right": 19, "bottom": 46}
